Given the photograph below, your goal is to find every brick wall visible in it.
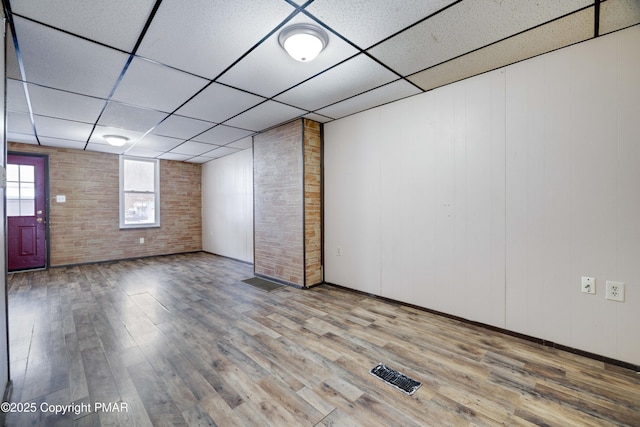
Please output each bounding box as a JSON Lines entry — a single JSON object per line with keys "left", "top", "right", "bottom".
{"left": 253, "top": 119, "right": 323, "bottom": 287}
{"left": 253, "top": 121, "right": 305, "bottom": 285}
{"left": 8, "top": 142, "right": 202, "bottom": 266}
{"left": 304, "top": 119, "right": 322, "bottom": 286}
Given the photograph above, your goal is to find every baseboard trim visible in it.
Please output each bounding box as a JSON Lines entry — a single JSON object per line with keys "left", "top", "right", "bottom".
{"left": 201, "top": 251, "right": 254, "bottom": 266}
{"left": 46, "top": 251, "right": 204, "bottom": 269}
{"left": 322, "top": 282, "right": 640, "bottom": 373}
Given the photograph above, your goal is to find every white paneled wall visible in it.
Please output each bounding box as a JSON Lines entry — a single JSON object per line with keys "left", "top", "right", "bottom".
{"left": 202, "top": 147, "right": 253, "bottom": 263}
{"left": 324, "top": 25, "right": 640, "bottom": 365}
{"left": 324, "top": 113, "right": 382, "bottom": 295}
{"left": 326, "top": 71, "right": 506, "bottom": 328}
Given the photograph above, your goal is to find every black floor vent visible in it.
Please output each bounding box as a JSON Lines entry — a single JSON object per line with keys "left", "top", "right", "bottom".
{"left": 369, "top": 363, "right": 422, "bottom": 395}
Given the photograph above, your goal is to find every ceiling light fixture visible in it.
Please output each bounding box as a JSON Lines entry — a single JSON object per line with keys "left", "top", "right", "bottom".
{"left": 103, "top": 135, "right": 130, "bottom": 147}
{"left": 278, "top": 24, "right": 329, "bottom": 62}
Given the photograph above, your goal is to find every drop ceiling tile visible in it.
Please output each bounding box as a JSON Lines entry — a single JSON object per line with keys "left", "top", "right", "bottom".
{"left": 7, "top": 112, "right": 33, "bottom": 134}
{"left": 34, "top": 116, "right": 94, "bottom": 142}
{"left": 98, "top": 102, "right": 168, "bottom": 133}
{"left": 151, "top": 115, "right": 215, "bottom": 140}
{"left": 307, "top": 0, "right": 457, "bottom": 49}
{"left": 28, "top": 84, "right": 106, "bottom": 123}
{"left": 112, "top": 58, "right": 209, "bottom": 113}
{"left": 7, "top": 133, "right": 38, "bottom": 145}
{"left": 13, "top": 17, "right": 129, "bottom": 98}
{"left": 176, "top": 83, "right": 265, "bottom": 123}
{"left": 12, "top": 0, "right": 156, "bottom": 51}
{"left": 170, "top": 141, "right": 218, "bottom": 156}
{"left": 225, "top": 136, "right": 253, "bottom": 150}
{"left": 132, "top": 134, "right": 184, "bottom": 152}
{"left": 368, "top": 0, "right": 593, "bottom": 76}
{"left": 37, "top": 137, "right": 86, "bottom": 150}
{"left": 218, "top": 13, "right": 359, "bottom": 97}
{"left": 600, "top": 0, "right": 640, "bottom": 35}
{"left": 86, "top": 142, "right": 129, "bottom": 155}
{"left": 6, "top": 29, "right": 21, "bottom": 80}
{"left": 316, "top": 79, "right": 422, "bottom": 119}
{"left": 205, "top": 146, "right": 241, "bottom": 158}
{"left": 304, "top": 113, "right": 333, "bottom": 123}
{"left": 224, "top": 101, "right": 306, "bottom": 132}
{"left": 408, "top": 8, "right": 594, "bottom": 91}
{"left": 275, "top": 54, "right": 398, "bottom": 111}
{"left": 185, "top": 156, "right": 214, "bottom": 163}
{"left": 7, "top": 80, "right": 30, "bottom": 113}
{"left": 192, "top": 125, "right": 254, "bottom": 146}
{"left": 137, "top": 0, "right": 295, "bottom": 79}
{"left": 159, "top": 153, "right": 192, "bottom": 161}
{"left": 124, "top": 147, "right": 165, "bottom": 158}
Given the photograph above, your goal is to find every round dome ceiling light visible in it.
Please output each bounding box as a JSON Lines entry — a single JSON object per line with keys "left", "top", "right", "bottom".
{"left": 278, "top": 24, "right": 329, "bottom": 62}
{"left": 103, "top": 135, "right": 130, "bottom": 147}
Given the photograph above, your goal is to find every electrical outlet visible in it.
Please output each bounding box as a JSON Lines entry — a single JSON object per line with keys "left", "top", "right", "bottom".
{"left": 581, "top": 277, "right": 595, "bottom": 294}
{"left": 139, "top": 237, "right": 145, "bottom": 245}
{"left": 605, "top": 281, "right": 625, "bottom": 302}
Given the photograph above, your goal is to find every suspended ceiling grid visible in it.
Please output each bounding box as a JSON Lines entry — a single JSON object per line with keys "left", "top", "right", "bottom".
{"left": 4, "top": 0, "right": 640, "bottom": 163}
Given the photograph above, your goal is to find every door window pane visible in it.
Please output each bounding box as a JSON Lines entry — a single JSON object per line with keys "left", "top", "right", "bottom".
{"left": 20, "top": 182, "right": 35, "bottom": 199}
{"left": 7, "top": 200, "right": 20, "bottom": 217}
{"left": 7, "top": 181, "right": 19, "bottom": 199}
{"left": 7, "top": 164, "right": 36, "bottom": 217}
{"left": 20, "top": 200, "right": 35, "bottom": 217}
{"left": 6, "top": 164, "right": 19, "bottom": 182}
{"left": 20, "top": 165, "right": 34, "bottom": 182}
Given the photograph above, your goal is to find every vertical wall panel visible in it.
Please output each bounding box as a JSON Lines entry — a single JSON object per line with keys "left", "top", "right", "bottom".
{"left": 451, "top": 84, "right": 468, "bottom": 318}
{"left": 433, "top": 85, "right": 457, "bottom": 314}
{"left": 524, "top": 58, "right": 547, "bottom": 340}
{"left": 202, "top": 147, "right": 253, "bottom": 263}
{"left": 505, "top": 60, "right": 529, "bottom": 334}
{"left": 463, "top": 71, "right": 506, "bottom": 328}
{"left": 379, "top": 94, "right": 437, "bottom": 306}
{"left": 541, "top": 49, "right": 573, "bottom": 344}
{"left": 614, "top": 26, "right": 640, "bottom": 363}
{"left": 490, "top": 70, "right": 507, "bottom": 329}
{"left": 569, "top": 34, "right": 618, "bottom": 358}
{"left": 324, "top": 111, "right": 382, "bottom": 295}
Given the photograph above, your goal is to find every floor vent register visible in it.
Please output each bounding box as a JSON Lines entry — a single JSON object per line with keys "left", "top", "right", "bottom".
{"left": 369, "top": 363, "right": 422, "bottom": 395}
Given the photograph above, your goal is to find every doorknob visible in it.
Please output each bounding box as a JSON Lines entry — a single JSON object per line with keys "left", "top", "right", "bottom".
{"left": 37, "top": 210, "right": 43, "bottom": 215}
{"left": 36, "top": 218, "right": 43, "bottom": 223}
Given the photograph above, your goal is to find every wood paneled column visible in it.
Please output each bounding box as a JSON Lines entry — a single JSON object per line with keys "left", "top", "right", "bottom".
{"left": 253, "top": 118, "right": 322, "bottom": 287}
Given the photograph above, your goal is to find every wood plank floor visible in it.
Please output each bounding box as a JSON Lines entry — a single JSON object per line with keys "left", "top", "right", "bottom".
{"left": 5, "top": 252, "right": 640, "bottom": 426}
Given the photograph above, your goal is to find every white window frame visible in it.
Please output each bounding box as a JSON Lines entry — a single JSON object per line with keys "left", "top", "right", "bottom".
{"left": 119, "top": 156, "right": 160, "bottom": 229}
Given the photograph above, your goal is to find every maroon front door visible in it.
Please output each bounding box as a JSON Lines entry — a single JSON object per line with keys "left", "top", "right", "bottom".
{"left": 7, "top": 154, "right": 47, "bottom": 271}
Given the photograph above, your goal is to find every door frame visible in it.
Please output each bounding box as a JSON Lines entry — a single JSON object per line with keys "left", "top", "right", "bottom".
{"left": 7, "top": 152, "right": 50, "bottom": 271}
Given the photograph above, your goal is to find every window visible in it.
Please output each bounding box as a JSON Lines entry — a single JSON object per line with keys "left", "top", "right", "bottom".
{"left": 120, "top": 156, "right": 160, "bottom": 228}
